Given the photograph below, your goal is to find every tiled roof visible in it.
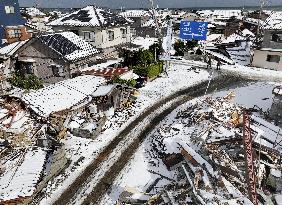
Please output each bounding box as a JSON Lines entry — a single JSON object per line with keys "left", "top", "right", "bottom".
{"left": 82, "top": 67, "right": 130, "bottom": 79}
{"left": 49, "top": 6, "right": 131, "bottom": 27}
{"left": 22, "top": 75, "right": 106, "bottom": 117}
{"left": 37, "top": 32, "right": 99, "bottom": 62}
{"left": 263, "top": 12, "right": 282, "bottom": 30}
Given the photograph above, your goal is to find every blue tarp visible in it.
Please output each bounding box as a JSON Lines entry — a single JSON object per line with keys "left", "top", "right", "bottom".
{"left": 180, "top": 21, "right": 208, "bottom": 41}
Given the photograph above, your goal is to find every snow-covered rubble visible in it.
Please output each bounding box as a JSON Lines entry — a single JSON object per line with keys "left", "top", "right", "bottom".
{"left": 38, "top": 63, "right": 210, "bottom": 205}
{"left": 100, "top": 84, "right": 282, "bottom": 205}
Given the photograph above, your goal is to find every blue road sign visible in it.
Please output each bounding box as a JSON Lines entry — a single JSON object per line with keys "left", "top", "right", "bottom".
{"left": 180, "top": 21, "right": 208, "bottom": 41}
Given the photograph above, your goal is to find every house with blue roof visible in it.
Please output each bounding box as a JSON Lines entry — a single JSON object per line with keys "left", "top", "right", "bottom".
{"left": 0, "top": 0, "right": 31, "bottom": 47}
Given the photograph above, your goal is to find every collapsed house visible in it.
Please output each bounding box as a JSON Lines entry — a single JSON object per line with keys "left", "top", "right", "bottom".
{"left": 0, "top": 97, "right": 68, "bottom": 204}
{"left": 118, "top": 93, "right": 282, "bottom": 205}
{"left": 18, "top": 75, "right": 136, "bottom": 139}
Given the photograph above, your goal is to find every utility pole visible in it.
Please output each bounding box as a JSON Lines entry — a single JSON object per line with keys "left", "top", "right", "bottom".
{"left": 256, "top": 0, "right": 269, "bottom": 42}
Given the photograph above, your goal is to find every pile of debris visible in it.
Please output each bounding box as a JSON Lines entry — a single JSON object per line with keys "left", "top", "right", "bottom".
{"left": 118, "top": 93, "right": 282, "bottom": 205}
{"left": 0, "top": 97, "right": 68, "bottom": 204}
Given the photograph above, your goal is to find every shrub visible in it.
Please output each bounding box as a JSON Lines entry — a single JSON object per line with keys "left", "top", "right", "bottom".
{"left": 113, "top": 76, "right": 137, "bottom": 88}
{"left": 134, "top": 62, "right": 163, "bottom": 78}
{"left": 8, "top": 73, "right": 44, "bottom": 90}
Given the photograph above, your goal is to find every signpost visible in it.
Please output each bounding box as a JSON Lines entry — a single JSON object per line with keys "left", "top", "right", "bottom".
{"left": 180, "top": 21, "right": 208, "bottom": 41}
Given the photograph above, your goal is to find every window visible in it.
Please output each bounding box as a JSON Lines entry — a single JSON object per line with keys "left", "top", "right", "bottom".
{"left": 266, "top": 55, "right": 280, "bottom": 63}
{"left": 5, "top": 6, "right": 15, "bottom": 14}
{"left": 24, "top": 63, "right": 33, "bottom": 74}
{"left": 108, "top": 30, "right": 114, "bottom": 41}
{"left": 51, "top": 65, "right": 64, "bottom": 77}
{"left": 8, "top": 29, "right": 22, "bottom": 38}
{"left": 271, "top": 34, "right": 282, "bottom": 43}
{"left": 121, "top": 28, "right": 127, "bottom": 38}
{"left": 82, "top": 31, "right": 95, "bottom": 42}
{"left": 130, "top": 28, "right": 136, "bottom": 36}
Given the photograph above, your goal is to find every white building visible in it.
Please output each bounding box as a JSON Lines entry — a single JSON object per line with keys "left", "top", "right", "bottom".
{"left": 252, "top": 12, "right": 282, "bottom": 71}
{"left": 49, "top": 6, "right": 132, "bottom": 49}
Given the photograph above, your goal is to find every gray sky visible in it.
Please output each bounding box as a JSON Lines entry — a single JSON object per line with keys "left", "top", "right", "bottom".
{"left": 19, "top": 0, "right": 282, "bottom": 8}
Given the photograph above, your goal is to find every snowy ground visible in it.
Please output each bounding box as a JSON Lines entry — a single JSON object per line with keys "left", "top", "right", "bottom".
{"left": 171, "top": 59, "right": 282, "bottom": 82}
{"left": 38, "top": 64, "right": 210, "bottom": 204}
{"left": 99, "top": 81, "right": 279, "bottom": 205}
{"left": 38, "top": 60, "right": 282, "bottom": 204}
{"left": 212, "top": 81, "right": 279, "bottom": 112}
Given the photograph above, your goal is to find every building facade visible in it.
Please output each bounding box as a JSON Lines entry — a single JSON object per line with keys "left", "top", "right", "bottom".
{"left": 0, "top": 0, "right": 31, "bottom": 46}
{"left": 49, "top": 6, "right": 132, "bottom": 49}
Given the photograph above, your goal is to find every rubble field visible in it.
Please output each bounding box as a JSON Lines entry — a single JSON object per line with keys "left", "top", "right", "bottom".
{"left": 100, "top": 82, "right": 282, "bottom": 205}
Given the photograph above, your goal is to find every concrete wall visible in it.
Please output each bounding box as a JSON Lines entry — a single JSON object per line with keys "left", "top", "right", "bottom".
{"left": 262, "top": 30, "right": 282, "bottom": 49}
{"left": 53, "top": 26, "right": 131, "bottom": 49}
{"left": 269, "top": 94, "right": 282, "bottom": 122}
{"left": 252, "top": 49, "right": 282, "bottom": 71}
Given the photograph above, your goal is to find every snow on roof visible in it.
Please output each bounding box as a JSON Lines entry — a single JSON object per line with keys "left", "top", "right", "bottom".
{"left": 91, "top": 84, "right": 115, "bottom": 97}
{"left": 263, "top": 12, "right": 282, "bottom": 30}
{"left": 252, "top": 115, "right": 282, "bottom": 152}
{"left": 241, "top": 29, "right": 255, "bottom": 37}
{"left": 131, "top": 37, "right": 157, "bottom": 50}
{"left": 49, "top": 6, "right": 131, "bottom": 27}
{"left": 24, "top": 7, "right": 46, "bottom": 17}
{"left": 119, "top": 10, "right": 151, "bottom": 18}
{"left": 22, "top": 75, "right": 106, "bottom": 117}
{"left": 221, "top": 33, "right": 245, "bottom": 44}
{"left": 197, "top": 10, "right": 242, "bottom": 20}
{"left": 0, "top": 148, "right": 46, "bottom": 202}
{"left": 38, "top": 32, "right": 99, "bottom": 62}
{"left": 226, "top": 41, "right": 252, "bottom": 66}
{"left": 0, "top": 40, "right": 28, "bottom": 58}
{"left": 82, "top": 59, "right": 121, "bottom": 72}
{"left": 120, "top": 70, "right": 139, "bottom": 80}
{"left": 205, "top": 49, "right": 234, "bottom": 64}
{"left": 207, "top": 34, "right": 223, "bottom": 42}
{"left": 244, "top": 17, "right": 264, "bottom": 26}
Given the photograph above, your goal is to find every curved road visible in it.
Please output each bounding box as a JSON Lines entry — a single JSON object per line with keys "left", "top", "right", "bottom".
{"left": 31, "top": 72, "right": 245, "bottom": 205}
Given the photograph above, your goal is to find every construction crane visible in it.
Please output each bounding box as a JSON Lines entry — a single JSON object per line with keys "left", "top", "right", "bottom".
{"left": 243, "top": 109, "right": 258, "bottom": 205}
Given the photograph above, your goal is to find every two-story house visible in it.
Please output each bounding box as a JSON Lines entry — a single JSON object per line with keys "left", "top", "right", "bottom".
{"left": 119, "top": 10, "right": 153, "bottom": 37}
{"left": 0, "top": 32, "right": 100, "bottom": 84}
{"left": 252, "top": 12, "right": 282, "bottom": 71}
{"left": 49, "top": 6, "right": 132, "bottom": 50}
{"left": 0, "top": 0, "right": 31, "bottom": 46}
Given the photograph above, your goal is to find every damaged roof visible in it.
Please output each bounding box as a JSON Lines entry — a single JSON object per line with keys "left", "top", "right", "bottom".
{"left": 49, "top": 6, "right": 132, "bottom": 28}
{"left": 22, "top": 75, "right": 106, "bottom": 117}
{"left": 0, "top": 148, "right": 47, "bottom": 203}
{"left": 37, "top": 32, "right": 99, "bottom": 62}
{"left": 82, "top": 66, "right": 130, "bottom": 79}
{"left": 0, "top": 40, "right": 28, "bottom": 59}
{"left": 263, "top": 12, "right": 282, "bottom": 30}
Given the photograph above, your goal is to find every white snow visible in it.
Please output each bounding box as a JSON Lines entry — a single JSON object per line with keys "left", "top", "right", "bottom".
{"left": 49, "top": 6, "right": 131, "bottom": 27}
{"left": 131, "top": 37, "right": 158, "bottom": 50}
{"left": 0, "top": 148, "right": 46, "bottom": 202}
{"left": 263, "top": 12, "right": 282, "bottom": 30}
{"left": 22, "top": 75, "right": 106, "bottom": 117}
{"left": 0, "top": 40, "right": 28, "bottom": 58}
{"left": 38, "top": 63, "right": 210, "bottom": 205}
